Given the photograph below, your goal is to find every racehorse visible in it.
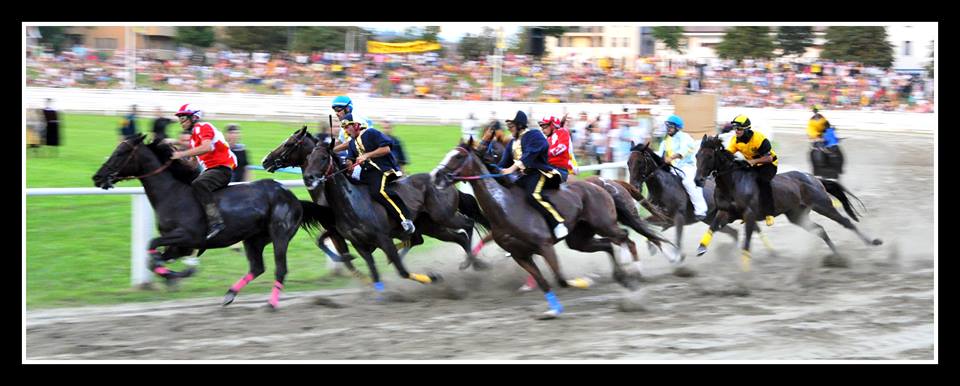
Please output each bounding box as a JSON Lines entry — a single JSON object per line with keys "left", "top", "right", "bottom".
{"left": 810, "top": 141, "right": 845, "bottom": 180}
{"left": 625, "top": 142, "right": 773, "bottom": 262}
{"left": 694, "top": 135, "right": 882, "bottom": 271}
{"left": 299, "top": 139, "right": 474, "bottom": 294}
{"left": 92, "top": 134, "right": 328, "bottom": 308}
{"left": 266, "top": 127, "right": 490, "bottom": 273}
{"left": 432, "top": 138, "right": 671, "bottom": 319}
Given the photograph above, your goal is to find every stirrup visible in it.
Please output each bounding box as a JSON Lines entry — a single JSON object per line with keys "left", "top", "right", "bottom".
{"left": 553, "top": 223, "right": 569, "bottom": 240}
{"left": 401, "top": 220, "right": 416, "bottom": 234}
{"left": 206, "top": 223, "right": 226, "bottom": 240}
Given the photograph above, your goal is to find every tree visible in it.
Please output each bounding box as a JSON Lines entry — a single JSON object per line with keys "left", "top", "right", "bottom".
{"left": 224, "top": 27, "right": 290, "bottom": 52}
{"left": 174, "top": 27, "right": 215, "bottom": 49}
{"left": 820, "top": 26, "right": 894, "bottom": 68}
{"left": 776, "top": 26, "right": 814, "bottom": 57}
{"left": 37, "top": 27, "right": 69, "bottom": 53}
{"left": 715, "top": 26, "right": 775, "bottom": 62}
{"left": 926, "top": 40, "right": 934, "bottom": 78}
{"left": 291, "top": 27, "right": 351, "bottom": 52}
{"left": 421, "top": 26, "right": 441, "bottom": 42}
{"left": 458, "top": 28, "right": 496, "bottom": 60}
{"left": 652, "top": 26, "right": 686, "bottom": 54}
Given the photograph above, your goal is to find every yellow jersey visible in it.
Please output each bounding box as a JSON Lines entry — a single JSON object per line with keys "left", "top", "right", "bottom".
{"left": 727, "top": 130, "right": 778, "bottom": 167}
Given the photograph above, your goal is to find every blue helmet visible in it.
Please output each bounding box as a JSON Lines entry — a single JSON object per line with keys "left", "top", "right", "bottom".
{"left": 332, "top": 95, "right": 353, "bottom": 113}
{"left": 665, "top": 114, "right": 684, "bottom": 129}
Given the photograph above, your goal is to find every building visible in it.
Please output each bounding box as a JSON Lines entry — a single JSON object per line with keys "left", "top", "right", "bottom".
{"left": 62, "top": 26, "right": 176, "bottom": 53}
{"left": 886, "top": 24, "right": 937, "bottom": 74}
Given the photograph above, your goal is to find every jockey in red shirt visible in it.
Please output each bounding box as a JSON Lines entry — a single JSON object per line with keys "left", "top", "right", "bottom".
{"left": 540, "top": 115, "right": 578, "bottom": 182}
{"left": 171, "top": 104, "right": 238, "bottom": 239}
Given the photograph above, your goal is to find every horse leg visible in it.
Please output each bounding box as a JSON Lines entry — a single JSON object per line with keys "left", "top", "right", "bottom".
{"left": 512, "top": 252, "right": 563, "bottom": 318}
{"left": 740, "top": 215, "right": 757, "bottom": 272}
{"left": 417, "top": 218, "right": 489, "bottom": 271}
{"left": 353, "top": 244, "right": 385, "bottom": 295}
{"left": 147, "top": 230, "right": 195, "bottom": 281}
{"left": 648, "top": 223, "right": 673, "bottom": 256}
{"left": 567, "top": 225, "right": 632, "bottom": 288}
{"left": 380, "top": 235, "right": 441, "bottom": 285}
{"left": 223, "top": 235, "right": 268, "bottom": 306}
{"left": 697, "top": 210, "right": 732, "bottom": 256}
{"left": 668, "top": 213, "right": 685, "bottom": 264}
{"left": 786, "top": 208, "right": 838, "bottom": 254}
{"left": 811, "top": 201, "right": 883, "bottom": 246}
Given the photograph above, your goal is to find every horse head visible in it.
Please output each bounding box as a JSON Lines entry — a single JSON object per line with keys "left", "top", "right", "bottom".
{"left": 93, "top": 133, "right": 150, "bottom": 189}
{"left": 627, "top": 140, "right": 660, "bottom": 191}
{"left": 695, "top": 134, "right": 733, "bottom": 187}
{"left": 262, "top": 126, "right": 311, "bottom": 172}
{"left": 432, "top": 138, "right": 482, "bottom": 189}
{"left": 302, "top": 137, "right": 339, "bottom": 190}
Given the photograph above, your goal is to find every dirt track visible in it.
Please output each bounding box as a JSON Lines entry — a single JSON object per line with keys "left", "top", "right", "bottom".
{"left": 25, "top": 131, "right": 935, "bottom": 360}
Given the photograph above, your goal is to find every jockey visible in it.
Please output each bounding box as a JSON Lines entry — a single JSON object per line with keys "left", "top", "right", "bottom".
{"left": 331, "top": 95, "right": 353, "bottom": 159}
{"left": 807, "top": 104, "right": 839, "bottom": 148}
{"left": 339, "top": 113, "right": 416, "bottom": 235}
{"left": 170, "top": 104, "right": 238, "bottom": 239}
{"left": 540, "top": 115, "right": 578, "bottom": 182}
{"left": 727, "top": 115, "right": 778, "bottom": 226}
{"left": 498, "top": 111, "right": 568, "bottom": 240}
{"left": 658, "top": 114, "right": 708, "bottom": 221}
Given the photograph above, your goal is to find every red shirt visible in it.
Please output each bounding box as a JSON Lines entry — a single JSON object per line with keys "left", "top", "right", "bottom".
{"left": 547, "top": 127, "right": 575, "bottom": 172}
{"left": 190, "top": 122, "right": 237, "bottom": 170}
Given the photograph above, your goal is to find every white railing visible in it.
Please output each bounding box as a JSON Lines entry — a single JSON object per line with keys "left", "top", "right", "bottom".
{"left": 25, "top": 179, "right": 306, "bottom": 286}
{"left": 24, "top": 87, "right": 934, "bottom": 134}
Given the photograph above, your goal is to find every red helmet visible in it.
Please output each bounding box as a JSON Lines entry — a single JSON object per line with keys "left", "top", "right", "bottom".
{"left": 174, "top": 103, "right": 203, "bottom": 120}
{"left": 539, "top": 116, "right": 558, "bottom": 128}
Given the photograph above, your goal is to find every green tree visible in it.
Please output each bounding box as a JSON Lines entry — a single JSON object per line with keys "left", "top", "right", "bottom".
{"left": 652, "top": 26, "right": 686, "bottom": 54}
{"left": 715, "top": 26, "right": 775, "bottom": 62}
{"left": 421, "top": 26, "right": 441, "bottom": 42}
{"left": 458, "top": 28, "right": 496, "bottom": 60}
{"left": 37, "top": 27, "right": 70, "bottom": 52}
{"left": 776, "top": 26, "right": 813, "bottom": 57}
{"left": 174, "top": 27, "right": 215, "bottom": 49}
{"left": 291, "top": 27, "right": 351, "bottom": 52}
{"left": 820, "top": 26, "right": 894, "bottom": 68}
{"left": 224, "top": 27, "right": 290, "bottom": 52}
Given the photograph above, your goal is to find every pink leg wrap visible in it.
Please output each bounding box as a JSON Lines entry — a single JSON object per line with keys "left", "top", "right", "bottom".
{"left": 525, "top": 275, "right": 538, "bottom": 289}
{"left": 153, "top": 266, "right": 171, "bottom": 275}
{"left": 230, "top": 273, "right": 255, "bottom": 292}
{"left": 471, "top": 239, "right": 485, "bottom": 257}
{"left": 269, "top": 281, "right": 284, "bottom": 307}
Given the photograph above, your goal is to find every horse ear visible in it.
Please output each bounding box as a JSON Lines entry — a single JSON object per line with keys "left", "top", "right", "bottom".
{"left": 467, "top": 135, "right": 475, "bottom": 148}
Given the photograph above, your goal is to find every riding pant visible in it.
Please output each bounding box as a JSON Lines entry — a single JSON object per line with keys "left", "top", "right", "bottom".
{"left": 672, "top": 164, "right": 708, "bottom": 217}
{"left": 191, "top": 166, "right": 233, "bottom": 225}
{"left": 752, "top": 163, "right": 777, "bottom": 217}
{"left": 360, "top": 166, "right": 411, "bottom": 224}
{"left": 516, "top": 171, "right": 566, "bottom": 230}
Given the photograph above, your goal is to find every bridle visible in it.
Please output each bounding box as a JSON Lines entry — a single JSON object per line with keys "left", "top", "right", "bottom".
{"left": 108, "top": 141, "right": 173, "bottom": 182}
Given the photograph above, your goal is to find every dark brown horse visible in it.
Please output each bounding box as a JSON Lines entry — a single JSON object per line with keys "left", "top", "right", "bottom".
{"left": 263, "top": 127, "right": 490, "bottom": 273}
{"left": 625, "top": 142, "right": 773, "bottom": 263}
{"left": 694, "top": 135, "right": 882, "bottom": 271}
{"left": 433, "top": 139, "right": 670, "bottom": 319}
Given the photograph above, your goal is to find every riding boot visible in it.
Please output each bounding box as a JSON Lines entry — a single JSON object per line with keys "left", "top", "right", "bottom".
{"left": 204, "top": 203, "right": 226, "bottom": 240}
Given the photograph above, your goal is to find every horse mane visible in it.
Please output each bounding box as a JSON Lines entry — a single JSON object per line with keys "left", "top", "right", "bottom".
{"left": 146, "top": 140, "right": 201, "bottom": 184}
{"left": 635, "top": 142, "right": 685, "bottom": 177}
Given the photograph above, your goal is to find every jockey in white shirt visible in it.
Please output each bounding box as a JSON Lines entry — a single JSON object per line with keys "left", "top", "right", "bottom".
{"left": 657, "top": 114, "right": 708, "bottom": 220}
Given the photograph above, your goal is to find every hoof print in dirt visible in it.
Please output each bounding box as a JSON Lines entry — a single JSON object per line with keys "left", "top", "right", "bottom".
{"left": 822, "top": 254, "right": 851, "bottom": 268}
{"left": 673, "top": 266, "right": 698, "bottom": 278}
{"left": 312, "top": 296, "right": 344, "bottom": 308}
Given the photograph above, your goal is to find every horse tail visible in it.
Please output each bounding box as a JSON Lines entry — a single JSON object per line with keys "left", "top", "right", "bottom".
{"left": 298, "top": 200, "right": 331, "bottom": 234}
{"left": 818, "top": 178, "right": 865, "bottom": 222}
{"left": 457, "top": 191, "right": 489, "bottom": 235}
{"left": 612, "top": 179, "right": 670, "bottom": 223}
{"left": 616, "top": 204, "right": 672, "bottom": 250}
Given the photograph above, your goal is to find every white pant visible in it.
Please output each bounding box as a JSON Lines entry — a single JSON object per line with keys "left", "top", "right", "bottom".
{"left": 672, "top": 164, "right": 708, "bottom": 217}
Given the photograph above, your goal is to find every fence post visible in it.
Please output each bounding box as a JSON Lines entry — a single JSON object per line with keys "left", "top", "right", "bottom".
{"left": 131, "top": 194, "right": 154, "bottom": 287}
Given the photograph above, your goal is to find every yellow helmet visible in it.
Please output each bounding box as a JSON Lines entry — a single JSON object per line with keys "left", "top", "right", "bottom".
{"left": 730, "top": 115, "right": 751, "bottom": 130}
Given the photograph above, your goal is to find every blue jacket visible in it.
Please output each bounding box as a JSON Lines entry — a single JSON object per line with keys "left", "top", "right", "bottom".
{"left": 347, "top": 128, "right": 400, "bottom": 172}
{"left": 822, "top": 127, "right": 839, "bottom": 147}
{"left": 498, "top": 128, "right": 557, "bottom": 174}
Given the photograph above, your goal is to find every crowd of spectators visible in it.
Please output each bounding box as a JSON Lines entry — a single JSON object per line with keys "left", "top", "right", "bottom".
{"left": 27, "top": 46, "right": 934, "bottom": 113}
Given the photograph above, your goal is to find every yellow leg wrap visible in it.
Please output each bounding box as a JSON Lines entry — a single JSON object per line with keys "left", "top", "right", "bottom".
{"left": 566, "top": 277, "right": 592, "bottom": 289}
{"left": 832, "top": 198, "right": 842, "bottom": 208}
{"left": 759, "top": 232, "right": 774, "bottom": 251}
{"left": 409, "top": 273, "right": 432, "bottom": 284}
{"left": 740, "top": 250, "right": 752, "bottom": 272}
{"left": 699, "top": 230, "right": 714, "bottom": 247}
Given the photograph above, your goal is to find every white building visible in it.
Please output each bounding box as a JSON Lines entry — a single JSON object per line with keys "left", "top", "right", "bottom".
{"left": 886, "top": 23, "right": 937, "bottom": 74}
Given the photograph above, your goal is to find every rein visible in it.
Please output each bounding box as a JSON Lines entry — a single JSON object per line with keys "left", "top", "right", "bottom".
{"left": 112, "top": 141, "right": 174, "bottom": 181}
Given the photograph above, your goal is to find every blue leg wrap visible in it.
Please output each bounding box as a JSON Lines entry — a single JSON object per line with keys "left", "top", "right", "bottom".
{"left": 544, "top": 291, "right": 563, "bottom": 313}
{"left": 373, "top": 281, "right": 385, "bottom": 292}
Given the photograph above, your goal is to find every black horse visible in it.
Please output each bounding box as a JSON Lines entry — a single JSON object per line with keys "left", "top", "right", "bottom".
{"left": 92, "top": 134, "right": 328, "bottom": 308}
{"left": 625, "top": 142, "right": 772, "bottom": 263}
{"left": 300, "top": 140, "right": 460, "bottom": 294}
{"left": 694, "top": 135, "right": 882, "bottom": 271}
{"left": 810, "top": 141, "right": 845, "bottom": 180}
{"left": 265, "top": 127, "right": 490, "bottom": 272}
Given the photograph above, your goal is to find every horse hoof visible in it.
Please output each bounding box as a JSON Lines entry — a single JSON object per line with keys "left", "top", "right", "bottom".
{"left": 537, "top": 309, "right": 561, "bottom": 320}
{"left": 267, "top": 300, "right": 279, "bottom": 310}
{"left": 472, "top": 259, "right": 491, "bottom": 271}
{"left": 222, "top": 290, "right": 237, "bottom": 306}
{"left": 458, "top": 260, "right": 472, "bottom": 271}
{"left": 647, "top": 243, "right": 659, "bottom": 256}
{"left": 696, "top": 246, "right": 708, "bottom": 256}
{"left": 428, "top": 272, "right": 443, "bottom": 283}
{"left": 872, "top": 239, "right": 883, "bottom": 246}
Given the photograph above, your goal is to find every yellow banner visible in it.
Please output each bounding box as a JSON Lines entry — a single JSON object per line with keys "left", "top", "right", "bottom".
{"left": 367, "top": 40, "right": 442, "bottom": 54}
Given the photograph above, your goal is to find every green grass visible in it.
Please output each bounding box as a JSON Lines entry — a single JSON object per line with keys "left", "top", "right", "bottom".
{"left": 26, "top": 113, "right": 463, "bottom": 309}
